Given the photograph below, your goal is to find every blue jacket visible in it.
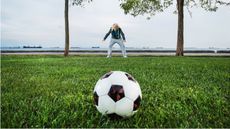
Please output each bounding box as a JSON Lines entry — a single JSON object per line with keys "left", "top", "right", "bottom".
{"left": 103, "top": 28, "right": 126, "bottom": 40}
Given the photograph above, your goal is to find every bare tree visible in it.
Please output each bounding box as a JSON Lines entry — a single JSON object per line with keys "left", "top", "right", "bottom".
{"left": 64, "top": 0, "right": 92, "bottom": 57}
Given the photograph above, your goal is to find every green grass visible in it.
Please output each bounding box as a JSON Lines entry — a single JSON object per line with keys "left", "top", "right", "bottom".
{"left": 1, "top": 55, "right": 230, "bottom": 128}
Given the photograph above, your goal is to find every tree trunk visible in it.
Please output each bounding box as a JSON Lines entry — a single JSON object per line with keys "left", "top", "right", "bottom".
{"left": 64, "top": 0, "right": 70, "bottom": 57}
{"left": 176, "top": 0, "right": 184, "bottom": 56}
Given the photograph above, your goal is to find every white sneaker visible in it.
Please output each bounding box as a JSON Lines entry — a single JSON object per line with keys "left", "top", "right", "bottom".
{"left": 106, "top": 56, "right": 111, "bottom": 58}
{"left": 123, "top": 56, "right": 127, "bottom": 58}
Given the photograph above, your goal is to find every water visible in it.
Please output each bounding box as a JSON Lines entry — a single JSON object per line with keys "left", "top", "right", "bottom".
{"left": 1, "top": 47, "right": 229, "bottom": 51}
{"left": 1, "top": 47, "right": 230, "bottom": 55}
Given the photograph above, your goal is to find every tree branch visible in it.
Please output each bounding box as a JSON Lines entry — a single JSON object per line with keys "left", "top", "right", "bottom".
{"left": 216, "top": 0, "right": 230, "bottom": 5}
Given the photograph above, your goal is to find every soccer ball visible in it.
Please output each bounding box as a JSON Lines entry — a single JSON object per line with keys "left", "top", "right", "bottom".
{"left": 93, "top": 71, "right": 142, "bottom": 118}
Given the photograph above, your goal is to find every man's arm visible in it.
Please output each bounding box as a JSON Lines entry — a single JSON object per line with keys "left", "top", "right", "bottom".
{"left": 103, "top": 28, "right": 111, "bottom": 40}
{"left": 120, "top": 28, "right": 126, "bottom": 41}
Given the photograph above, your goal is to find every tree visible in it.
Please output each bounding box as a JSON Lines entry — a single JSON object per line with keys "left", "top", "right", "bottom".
{"left": 64, "top": 0, "right": 69, "bottom": 57}
{"left": 64, "top": 0, "right": 92, "bottom": 57}
{"left": 120, "top": 0, "right": 229, "bottom": 56}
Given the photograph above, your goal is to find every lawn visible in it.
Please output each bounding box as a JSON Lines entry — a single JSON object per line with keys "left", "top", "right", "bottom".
{"left": 1, "top": 55, "right": 230, "bottom": 128}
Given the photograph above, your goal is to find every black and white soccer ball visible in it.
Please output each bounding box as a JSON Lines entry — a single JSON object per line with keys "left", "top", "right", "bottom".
{"left": 93, "top": 71, "right": 142, "bottom": 118}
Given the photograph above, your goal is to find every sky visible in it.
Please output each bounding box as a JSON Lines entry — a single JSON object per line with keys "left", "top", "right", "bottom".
{"left": 1, "top": 0, "right": 230, "bottom": 48}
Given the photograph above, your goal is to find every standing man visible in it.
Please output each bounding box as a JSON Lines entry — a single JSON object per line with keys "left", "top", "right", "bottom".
{"left": 103, "top": 23, "right": 127, "bottom": 58}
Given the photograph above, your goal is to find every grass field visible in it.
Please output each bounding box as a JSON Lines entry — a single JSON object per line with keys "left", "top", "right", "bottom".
{"left": 1, "top": 55, "right": 230, "bottom": 128}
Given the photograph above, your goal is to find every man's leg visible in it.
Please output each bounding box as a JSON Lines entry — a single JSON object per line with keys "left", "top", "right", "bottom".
{"left": 118, "top": 40, "right": 127, "bottom": 57}
{"left": 107, "top": 39, "right": 115, "bottom": 57}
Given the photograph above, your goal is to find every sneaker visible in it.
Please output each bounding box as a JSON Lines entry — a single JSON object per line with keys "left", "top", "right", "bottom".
{"left": 123, "top": 56, "right": 127, "bottom": 58}
{"left": 106, "top": 56, "right": 111, "bottom": 58}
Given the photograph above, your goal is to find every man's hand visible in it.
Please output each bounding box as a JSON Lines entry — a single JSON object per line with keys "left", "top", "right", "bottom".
{"left": 123, "top": 40, "right": 126, "bottom": 43}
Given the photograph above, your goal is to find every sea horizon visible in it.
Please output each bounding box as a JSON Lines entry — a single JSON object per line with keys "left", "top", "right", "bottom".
{"left": 1, "top": 46, "right": 230, "bottom": 51}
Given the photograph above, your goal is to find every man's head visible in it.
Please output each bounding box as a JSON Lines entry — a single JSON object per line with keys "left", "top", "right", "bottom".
{"left": 112, "top": 23, "right": 120, "bottom": 30}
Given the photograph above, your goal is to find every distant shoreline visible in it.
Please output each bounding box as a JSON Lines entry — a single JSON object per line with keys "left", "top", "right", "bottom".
{"left": 1, "top": 47, "right": 230, "bottom": 56}
{"left": 1, "top": 49, "right": 230, "bottom": 56}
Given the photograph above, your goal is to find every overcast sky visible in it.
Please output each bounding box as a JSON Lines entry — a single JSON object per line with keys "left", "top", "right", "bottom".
{"left": 1, "top": 0, "right": 230, "bottom": 48}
